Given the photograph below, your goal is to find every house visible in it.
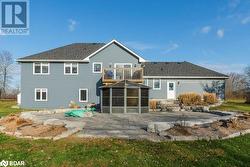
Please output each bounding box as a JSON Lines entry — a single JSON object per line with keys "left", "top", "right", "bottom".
{"left": 17, "top": 39, "right": 228, "bottom": 112}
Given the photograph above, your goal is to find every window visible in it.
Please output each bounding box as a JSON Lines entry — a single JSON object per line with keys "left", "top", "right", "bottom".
{"left": 169, "top": 83, "right": 174, "bottom": 91}
{"left": 153, "top": 79, "right": 161, "bottom": 90}
{"left": 35, "top": 88, "right": 47, "bottom": 101}
{"left": 33, "top": 63, "right": 50, "bottom": 75}
{"left": 143, "top": 79, "right": 148, "bottom": 86}
{"left": 93, "top": 62, "right": 102, "bottom": 73}
{"left": 79, "top": 89, "right": 88, "bottom": 102}
{"left": 64, "top": 63, "right": 78, "bottom": 75}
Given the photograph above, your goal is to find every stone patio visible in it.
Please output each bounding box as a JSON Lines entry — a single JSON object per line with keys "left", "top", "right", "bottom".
{"left": 19, "top": 110, "right": 237, "bottom": 141}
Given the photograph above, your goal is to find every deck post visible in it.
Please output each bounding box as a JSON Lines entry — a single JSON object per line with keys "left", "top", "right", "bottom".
{"left": 124, "top": 86, "right": 127, "bottom": 113}
{"left": 139, "top": 87, "right": 141, "bottom": 114}
{"left": 100, "top": 89, "right": 103, "bottom": 113}
{"left": 110, "top": 88, "right": 112, "bottom": 114}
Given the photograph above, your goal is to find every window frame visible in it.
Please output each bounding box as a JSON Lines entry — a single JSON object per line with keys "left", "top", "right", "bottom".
{"left": 79, "top": 88, "right": 88, "bottom": 102}
{"left": 153, "top": 79, "right": 161, "bottom": 90}
{"left": 64, "top": 63, "right": 79, "bottom": 75}
{"left": 33, "top": 62, "right": 50, "bottom": 75}
{"left": 34, "top": 88, "right": 48, "bottom": 102}
{"left": 92, "top": 62, "right": 103, "bottom": 73}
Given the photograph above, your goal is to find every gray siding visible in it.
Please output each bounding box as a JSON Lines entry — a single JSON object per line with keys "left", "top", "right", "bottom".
{"left": 146, "top": 78, "right": 225, "bottom": 100}
{"left": 20, "top": 43, "right": 141, "bottom": 109}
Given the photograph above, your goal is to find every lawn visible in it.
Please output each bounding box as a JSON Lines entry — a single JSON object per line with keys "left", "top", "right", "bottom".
{"left": 0, "top": 100, "right": 23, "bottom": 117}
{"left": 211, "top": 99, "right": 250, "bottom": 113}
{"left": 0, "top": 100, "right": 249, "bottom": 167}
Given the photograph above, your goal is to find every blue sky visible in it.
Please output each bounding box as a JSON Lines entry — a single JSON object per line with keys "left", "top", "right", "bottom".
{"left": 1, "top": 0, "right": 250, "bottom": 86}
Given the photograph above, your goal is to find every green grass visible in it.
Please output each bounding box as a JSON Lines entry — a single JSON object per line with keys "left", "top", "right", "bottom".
{"left": 211, "top": 99, "right": 250, "bottom": 113}
{"left": 0, "top": 134, "right": 249, "bottom": 167}
{"left": 0, "top": 100, "right": 250, "bottom": 166}
{"left": 0, "top": 100, "right": 23, "bottom": 117}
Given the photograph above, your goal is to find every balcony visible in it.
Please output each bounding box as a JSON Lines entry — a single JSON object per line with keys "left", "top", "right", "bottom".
{"left": 102, "top": 68, "right": 143, "bottom": 83}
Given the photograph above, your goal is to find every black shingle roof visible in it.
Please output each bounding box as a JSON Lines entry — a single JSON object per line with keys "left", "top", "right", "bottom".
{"left": 143, "top": 61, "right": 228, "bottom": 78}
{"left": 18, "top": 43, "right": 105, "bottom": 61}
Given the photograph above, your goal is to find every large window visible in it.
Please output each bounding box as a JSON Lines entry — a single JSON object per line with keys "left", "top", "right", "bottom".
{"left": 35, "top": 88, "right": 47, "bottom": 101}
{"left": 143, "top": 79, "right": 148, "bottom": 86}
{"left": 64, "top": 63, "right": 78, "bottom": 75}
{"left": 127, "top": 88, "right": 139, "bottom": 107}
{"left": 93, "top": 62, "right": 102, "bottom": 73}
{"left": 33, "top": 63, "right": 50, "bottom": 75}
{"left": 79, "top": 89, "right": 88, "bottom": 102}
{"left": 153, "top": 79, "right": 161, "bottom": 90}
{"left": 112, "top": 88, "right": 124, "bottom": 106}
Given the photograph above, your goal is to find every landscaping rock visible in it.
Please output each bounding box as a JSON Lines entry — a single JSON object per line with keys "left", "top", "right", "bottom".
{"left": 147, "top": 122, "right": 174, "bottom": 133}
{"left": 44, "top": 119, "right": 66, "bottom": 126}
{"left": 20, "top": 112, "right": 44, "bottom": 124}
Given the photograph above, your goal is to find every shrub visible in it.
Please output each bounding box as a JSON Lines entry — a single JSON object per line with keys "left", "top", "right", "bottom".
{"left": 203, "top": 92, "right": 218, "bottom": 104}
{"left": 178, "top": 93, "right": 202, "bottom": 106}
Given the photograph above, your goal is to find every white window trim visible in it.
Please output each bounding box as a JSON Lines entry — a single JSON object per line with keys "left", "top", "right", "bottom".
{"left": 34, "top": 88, "right": 48, "bottom": 102}
{"left": 33, "top": 62, "right": 50, "bottom": 75}
{"left": 153, "top": 79, "right": 161, "bottom": 90}
{"left": 64, "top": 63, "right": 79, "bottom": 75}
{"left": 92, "top": 62, "right": 103, "bottom": 73}
{"left": 79, "top": 88, "right": 88, "bottom": 102}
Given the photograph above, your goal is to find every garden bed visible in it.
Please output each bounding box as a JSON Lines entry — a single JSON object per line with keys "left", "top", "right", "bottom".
{"left": 0, "top": 114, "right": 67, "bottom": 138}
{"left": 161, "top": 113, "right": 250, "bottom": 140}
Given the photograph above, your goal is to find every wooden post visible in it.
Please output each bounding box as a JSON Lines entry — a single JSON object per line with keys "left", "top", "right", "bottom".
{"left": 139, "top": 87, "right": 141, "bottom": 114}
{"left": 100, "top": 89, "right": 103, "bottom": 113}
{"left": 110, "top": 88, "right": 112, "bottom": 114}
{"left": 124, "top": 87, "right": 127, "bottom": 113}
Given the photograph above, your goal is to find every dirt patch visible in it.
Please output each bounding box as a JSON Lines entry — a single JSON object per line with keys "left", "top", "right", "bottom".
{"left": 167, "top": 125, "right": 192, "bottom": 136}
{"left": 0, "top": 114, "right": 67, "bottom": 137}
{"left": 19, "top": 124, "right": 67, "bottom": 137}
{"left": 0, "top": 114, "right": 33, "bottom": 132}
{"left": 166, "top": 114, "right": 250, "bottom": 138}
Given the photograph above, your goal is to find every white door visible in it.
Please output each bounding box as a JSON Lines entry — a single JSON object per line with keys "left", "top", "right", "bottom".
{"left": 167, "top": 82, "right": 176, "bottom": 99}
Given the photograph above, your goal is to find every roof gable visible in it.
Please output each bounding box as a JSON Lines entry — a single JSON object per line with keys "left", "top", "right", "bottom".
{"left": 83, "top": 40, "right": 146, "bottom": 62}
{"left": 17, "top": 40, "right": 146, "bottom": 62}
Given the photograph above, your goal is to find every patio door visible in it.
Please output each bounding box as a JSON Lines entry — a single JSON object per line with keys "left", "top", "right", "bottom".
{"left": 167, "top": 82, "right": 176, "bottom": 99}
{"left": 114, "top": 63, "right": 132, "bottom": 80}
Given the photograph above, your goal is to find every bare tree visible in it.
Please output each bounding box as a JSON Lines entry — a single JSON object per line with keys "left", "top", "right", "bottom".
{"left": 225, "top": 72, "right": 248, "bottom": 99}
{"left": 244, "top": 66, "right": 250, "bottom": 88}
{"left": 0, "top": 51, "right": 14, "bottom": 98}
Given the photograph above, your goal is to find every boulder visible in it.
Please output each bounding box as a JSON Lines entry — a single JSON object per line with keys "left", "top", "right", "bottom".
{"left": 147, "top": 122, "right": 174, "bottom": 133}
{"left": 44, "top": 119, "right": 66, "bottom": 126}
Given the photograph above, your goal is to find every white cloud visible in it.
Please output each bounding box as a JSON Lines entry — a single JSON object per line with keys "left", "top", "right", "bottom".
{"left": 124, "top": 41, "right": 155, "bottom": 51}
{"left": 200, "top": 26, "right": 211, "bottom": 34}
{"left": 163, "top": 42, "right": 179, "bottom": 54}
{"left": 68, "top": 19, "right": 77, "bottom": 32}
{"left": 217, "top": 29, "right": 224, "bottom": 38}
{"left": 241, "top": 16, "right": 250, "bottom": 24}
{"left": 198, "top": 63, "right": 246, "bottom": 74}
